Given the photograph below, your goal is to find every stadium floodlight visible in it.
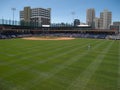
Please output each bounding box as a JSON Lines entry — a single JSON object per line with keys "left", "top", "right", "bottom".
{"left": 11, "top": 8, "right": 16, "bottom": 25}
{"left": 71, "top": 11, "right": 75, "bottom": 21}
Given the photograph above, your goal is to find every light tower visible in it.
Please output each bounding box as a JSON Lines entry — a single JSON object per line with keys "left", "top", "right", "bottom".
{"left": 11, "top": 8, "right": 16, "bottom": 25}
{"left": 71, "top": 11, "right": 75, "bottom": 23}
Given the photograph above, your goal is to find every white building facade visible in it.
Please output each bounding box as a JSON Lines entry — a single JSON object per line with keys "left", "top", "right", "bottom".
{"left": 94, "top": 17, "right": 100, "bottom": 29}
{"left": 86, "top": 8, "right": 95, "bottom": 28}
{"left": 20, "top": 7, "right": 51, "bottom": 25}
{"left": 100, "top": 10, "right": 112, "bottom": 29}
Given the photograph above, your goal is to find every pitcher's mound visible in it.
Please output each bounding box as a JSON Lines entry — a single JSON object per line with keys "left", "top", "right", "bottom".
{"left": 22, "top": 37, "right": 75, "bottom": 40}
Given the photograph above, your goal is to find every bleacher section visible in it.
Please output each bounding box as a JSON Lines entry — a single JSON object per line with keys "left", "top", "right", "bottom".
{"left": 0, "top": 24, "right": 119, "bottom": 40}
{"left": 0, "top": 33, "right": 110, "bottom": 39}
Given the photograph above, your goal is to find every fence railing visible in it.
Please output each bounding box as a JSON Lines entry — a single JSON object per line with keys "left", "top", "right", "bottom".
{"left": 0, "top": 19, "right": 74, "bottom": 27}
{"left": 0, "top": 19, "right": 20, "bottom": 25}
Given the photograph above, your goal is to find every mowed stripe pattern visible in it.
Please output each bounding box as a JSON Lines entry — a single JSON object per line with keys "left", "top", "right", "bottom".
{"left": 0, "top": 39, "right": 119, "bottom": 90}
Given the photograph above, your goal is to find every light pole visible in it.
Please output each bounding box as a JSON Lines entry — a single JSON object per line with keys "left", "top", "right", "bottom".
{"left": 71, "top": 12, "right": 75, "bottom": 20}
{"left": 11, "top": 8, "right": 16, "bottom": 25}
{"left": 71, "top": 11, "right": 75, "bottom": 26}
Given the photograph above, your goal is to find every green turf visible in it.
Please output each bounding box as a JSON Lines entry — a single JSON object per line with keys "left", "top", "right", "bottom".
{"left": 0, "top": 38, "right": 119, "bottom": 90}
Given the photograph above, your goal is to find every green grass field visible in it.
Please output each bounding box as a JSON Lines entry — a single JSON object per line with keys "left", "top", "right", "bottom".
{"left": 0, "top": 38, "right": 120, "bottom": 90}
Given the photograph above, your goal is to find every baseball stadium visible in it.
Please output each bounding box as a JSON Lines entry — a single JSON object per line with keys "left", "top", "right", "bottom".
{"left": 0, "top": 20, "right": 120, "bottom": 90}
{"left": 0, "top": 0, "right": 120, "bottom": 89}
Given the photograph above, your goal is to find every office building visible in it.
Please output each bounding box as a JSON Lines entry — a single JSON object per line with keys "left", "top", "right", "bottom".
{"left": 112, "top": 21, "right": 120, "bottom": 32}
{"left": 20, "top": 6, "right": 51, "bottom": 26}
{"left": 113, "top": 22, "right": 120, "bottom": 26}
{"left": 94, "top": 17, "right": 100, "bottom": 29}
{"left": 86, "top": 8, "right": 95, "bottom": 28}
{"left": 100, "top": 9, "right": 112, "bottom": 29}
{"left": 74, "top": 19, "right": 80, "bottom": 26}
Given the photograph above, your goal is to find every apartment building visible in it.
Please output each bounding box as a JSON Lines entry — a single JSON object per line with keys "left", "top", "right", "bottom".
{"left": 20, "top": 6, "right": 51, "bottom": 26}
{"left": 86, "top": 8, "right": 95, "bottom": 28}
{"left": 100, "top": 9, "right": 112, "bottom": 29}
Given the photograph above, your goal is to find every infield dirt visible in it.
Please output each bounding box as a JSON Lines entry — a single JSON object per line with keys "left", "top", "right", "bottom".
{"left": 22, "top": 37, "right": 75, "bottom": 40}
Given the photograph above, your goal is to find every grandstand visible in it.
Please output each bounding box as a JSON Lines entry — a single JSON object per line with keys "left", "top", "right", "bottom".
{"left": 0, "top": 19, "right": 119, "bottom": 39}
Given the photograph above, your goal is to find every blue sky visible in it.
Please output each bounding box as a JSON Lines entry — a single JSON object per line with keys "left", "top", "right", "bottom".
{"left": 0, "top": 0, "right": 120, "bottom": 23}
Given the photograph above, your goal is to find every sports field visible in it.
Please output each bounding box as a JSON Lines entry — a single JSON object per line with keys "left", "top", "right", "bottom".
{"left": 0, "top": 38, "right": 120, "bottom": 90}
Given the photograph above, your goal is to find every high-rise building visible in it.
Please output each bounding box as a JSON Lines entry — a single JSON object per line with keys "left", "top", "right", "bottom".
{"left": 100, "top": 9, "right": 112, "bottom": 29}
{"left": 86, "top": 8, "right": 95, "bottom": 28}
{"left": 100, "top": 12, "right": 103, "bottom": 29}
{"left": 94, "top": 17, "right": 100, "bottom": 29}
{"left": 20, "top": 6, "right": 51, "bottom": 26}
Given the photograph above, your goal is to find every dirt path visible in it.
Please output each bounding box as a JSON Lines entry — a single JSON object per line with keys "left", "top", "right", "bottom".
{"left": 22, "top": 37, "right": 75, "bottom": 40}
